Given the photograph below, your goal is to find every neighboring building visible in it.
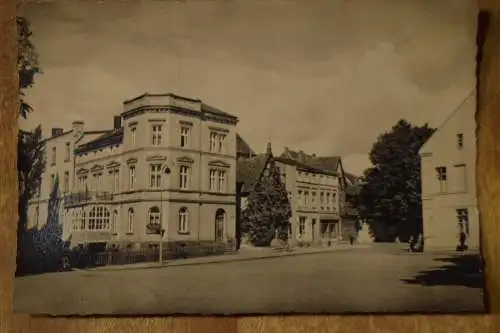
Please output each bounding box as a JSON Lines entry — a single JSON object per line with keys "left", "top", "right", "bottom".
{"left": 419, "top": 91, "right": 478, "bottom": 251}
{"left": 236, "top": 134, "right": 256, "bottom": 160}
{"left": 27, "top": 93, "right": 239, "bottom": 252}
{"left": 237, "top": 144, "right": 356, "bottom": 247}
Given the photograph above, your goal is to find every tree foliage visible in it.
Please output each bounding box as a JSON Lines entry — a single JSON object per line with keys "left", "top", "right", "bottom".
{"left": 357, "top": 119, "right": 435, "bottom": 242}
{"left": 241, "top": 157, "right": 292, "bottom": 247}
{"left": 18, "top": 16, "right": 41, "bottom": 119}
{"left": 22, "top": 174, "right": 70, "bottom": 274}
{"left": 16, "top": 16, "right": 44, "bottom": 275}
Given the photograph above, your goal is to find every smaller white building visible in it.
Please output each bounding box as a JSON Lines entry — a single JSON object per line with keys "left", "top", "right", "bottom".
{"left": 419, "top": 91, "right": 479, "bottom": 251}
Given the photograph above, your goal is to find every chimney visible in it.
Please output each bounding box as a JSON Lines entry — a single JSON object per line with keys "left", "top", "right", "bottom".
{"left": 266, "top": 142, "right": 272, "bottom": 155}
{"left": 113, "top": 115, "right": 122, "bottom": 130}
{"left": 51, "top": 128, "right": 64, "bottom": 137}
{"left": 72, "top": 120, "right": 84, "bottom": 138}
{"left": 298, "top": 150, "right": 306, "bottom": 163}
{"left": 283, "top": 146, "right": 290, "bottom": 156}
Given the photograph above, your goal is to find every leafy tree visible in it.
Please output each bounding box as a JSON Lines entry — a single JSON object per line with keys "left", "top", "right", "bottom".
{"left": 18, "top": 16, "right": 41, "bottom": 118}
{"left": 357, "top": 119, "right": 435, "bottom": 242}
{"left": 241, "top": 157, "right": 292, "bottom": 247}
{"left": 16, "top": 16, "right": 43, "bottom": 275}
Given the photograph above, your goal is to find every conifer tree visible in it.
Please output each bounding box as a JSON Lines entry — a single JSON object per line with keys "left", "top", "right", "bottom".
{"left": 31, "top": 174, "right": 68, "bottom": 272}
{"left": 241, "top": 156, "right": 292, "bottom": 247}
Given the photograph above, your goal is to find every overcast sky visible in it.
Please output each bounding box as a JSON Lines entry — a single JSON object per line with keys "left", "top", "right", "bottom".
{"left": 20, "top": 0, "right": 477, "bottom": 160}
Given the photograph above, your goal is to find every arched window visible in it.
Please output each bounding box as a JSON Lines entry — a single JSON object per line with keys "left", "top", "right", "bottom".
{"left": 88, "top": 206, "right": 110, "bottom": 230}
{"left": 127, "top": 208, "right": 134, "bottom": 234}
{"left": 149, "top": 206, "right": 161, "bottom": 226}
{"left": 178, "top": 207, "right": 189, "bottom": 234}
{"left": 215, "top": 209, "right": 226, "bottom": 241}
{"left": 112, "top": 210, "right": 118, "bottom": 233}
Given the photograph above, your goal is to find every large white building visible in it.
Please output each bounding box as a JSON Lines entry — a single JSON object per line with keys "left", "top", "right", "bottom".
{"left": 27, "top": 93, "right": 239, "bottom": 252}
{"left": 419, "top": 91, "right": 479, "bottom": 251}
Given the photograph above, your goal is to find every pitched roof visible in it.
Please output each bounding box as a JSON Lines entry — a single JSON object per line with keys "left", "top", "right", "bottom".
{"left": 75, "top": 128, "right": 124, "bottom": 154}
{"left": 274, "top": 157, "right": 338, "bottom": 176}
{"left": 201, "top": 103, "right": 238, "bottom": 119}
{"left": 236, "top": 134, "right": 255, "bottom": 157}
{"left": 344, "top": 172, "right": 361, "bottom": 185}
{"left": 279, "top": 149, "right": 341, "bottom": 174}
{"left": 236, "top": 154, "right": 270, "bottom": 193}
{"left": 122, "top": 92, "right": 238, "bottom": 120}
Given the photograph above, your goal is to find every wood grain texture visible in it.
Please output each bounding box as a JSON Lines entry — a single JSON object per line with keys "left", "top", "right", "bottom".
{"left": 0, "top": 1, "right": 498, "bottom": 332}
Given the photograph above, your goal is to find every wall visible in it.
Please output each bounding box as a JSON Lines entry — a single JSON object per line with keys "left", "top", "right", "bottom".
{"left": 420, "top": 92, "right": 478, "bottom": 250}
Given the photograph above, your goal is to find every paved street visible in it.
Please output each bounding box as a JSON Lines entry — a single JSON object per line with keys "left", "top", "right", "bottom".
{"left": 13, "top": 246, "right": 485, "bottom": 315}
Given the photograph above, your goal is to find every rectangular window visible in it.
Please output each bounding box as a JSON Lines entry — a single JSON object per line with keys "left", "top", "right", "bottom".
{"left": 78, "top": 175, "right": 86, "bottom": 191}
{"left": 311, "top": 191, "right": 316, "bottom": 207}
{"left": 297, "top": 190, "right": 303, "bottom": 207}
{"left": 454, "top": 164, "right": 467, "bottom": 193}
{"left": 457, "top": 133, "right": 464, "bottom": 149}
{"left": 218, "top": 170, "right": 226, "bottom": 192}
{"left": 180, "top": 126, "right": 190, "bottom": 148}
{"left": 209, "top": 132, "right": 217, "bottom": 152}
{"left": 51, "top": 147, "right": 56, "bottom": 165}
{"left": 131, "top": 127, "right": 137, "bottom": 147}
{"left": 65, "top": 142, "right": 70, "bottom": 161}
{"left": 456, "top": 208, "right": 469, "bottom": 235}
{"left": 93, "top": 173, "right": 103, "bottom": 191}
{"left": 218, "top": 134, "right": 225, "bottom": 153}
{"left": 299, "top": 217, "right": 306, "bottom": 236}
{"left": 63, "top": 171, "right": 69, "bottom": 193}
{"left": 129, "top": 165, "right": 136, "bottom": 189}
{"left": 112, "top": 170, "right": 120, "bottom": 193}
{"left": 49, "top": 173, "right": 55, "bottom": 192}
{"left": 209, "top": 169, "right": 217, "bottom": 191}
{"left": 150, "top": 164, "right": 162, "bottom": 189}
{"left": 436, "top": 166, "right": 447, "bottom": 193}
{"left": 151, "top": 124, "right": 162, "bottom": 146}
{"left": 179, "top": 165, "right": 190, "bottom": 189}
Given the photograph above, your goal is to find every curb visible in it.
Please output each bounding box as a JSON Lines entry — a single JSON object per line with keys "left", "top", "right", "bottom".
{"left": 82, "top": 245, "right": 368, "bottom": 273}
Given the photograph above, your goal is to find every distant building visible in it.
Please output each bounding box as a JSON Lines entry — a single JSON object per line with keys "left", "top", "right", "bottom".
{"left": 419, "top": 91, "right": 478, "bottom": 251}
{"left": 236, "top": 144, "right": 359, "bottom": 247}
{"left": 27, "top": 93, "right": 239, "bottom": 252}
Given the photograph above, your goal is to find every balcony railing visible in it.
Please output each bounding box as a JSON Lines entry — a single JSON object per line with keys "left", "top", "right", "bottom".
{"left": 64, "top": 190, "right": 114, "bottom": 206}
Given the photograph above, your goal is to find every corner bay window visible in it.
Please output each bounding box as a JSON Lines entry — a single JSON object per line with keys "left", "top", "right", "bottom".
{"left": 151, "top": 124, "right": 163, "bottom": 146}
{"left": 179, "top": 165, "right": 190, "bottom": 189}
{"left": 150, "top": 164, "right": 162, "bottom": 189}
{"left": 148, "top": 206, "right": 161, "bottom": 228}
{"left": 180, "top": 126, "right": 190, "bottom": 148}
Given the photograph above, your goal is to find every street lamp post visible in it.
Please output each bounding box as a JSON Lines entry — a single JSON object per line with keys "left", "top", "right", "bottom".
{"left": 159, "top": 163, "right": 171, "bottom": 265}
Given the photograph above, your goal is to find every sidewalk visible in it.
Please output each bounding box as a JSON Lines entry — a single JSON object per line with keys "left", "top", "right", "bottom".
{"left": 82, "top": 243, "right": 371, "bottom": 272}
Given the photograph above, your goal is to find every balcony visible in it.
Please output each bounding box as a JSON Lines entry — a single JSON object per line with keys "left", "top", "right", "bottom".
{"left": 64, "top": 190, "right": 114, "bottom": 206}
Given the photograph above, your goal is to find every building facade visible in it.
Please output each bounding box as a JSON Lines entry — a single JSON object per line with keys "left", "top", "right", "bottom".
{"left": 419, "top": 91, "right": 478, "bottom": 251}
{"left": 27, "top": 93, "right": 239, "bottom": 251}
{"left": 237, "top": 145, "right": 353, "bottom": 247}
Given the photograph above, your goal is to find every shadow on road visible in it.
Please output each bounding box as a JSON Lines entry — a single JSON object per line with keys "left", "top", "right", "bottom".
{"left": 401, "top": 253, "right": 484, "bottom": 289}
